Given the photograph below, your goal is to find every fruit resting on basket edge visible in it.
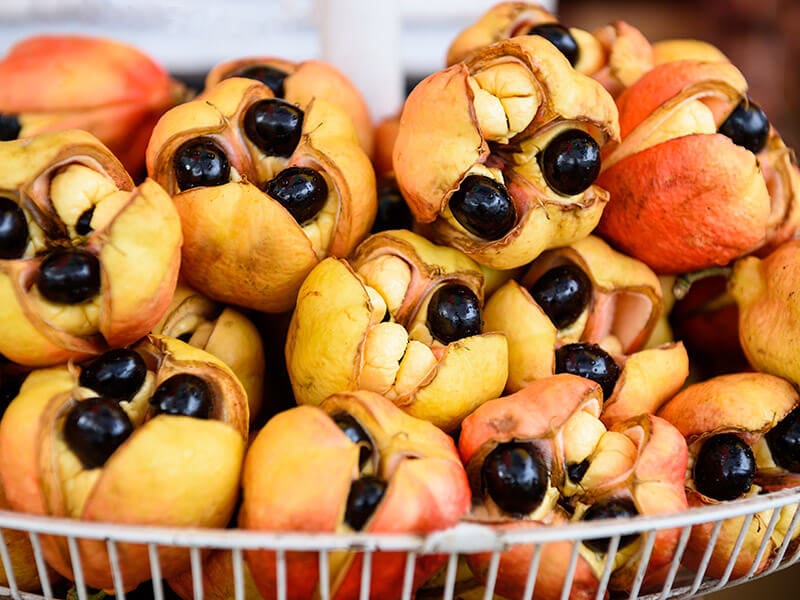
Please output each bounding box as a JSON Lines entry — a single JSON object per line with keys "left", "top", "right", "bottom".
{"left": 459, "top": 374, "right": 688, "bottom": 599}
{"left": 0, "top": 335, "right": 248, "bottom": 591}
{"left": 0, "top": 35, "right": 186, "bottom": 177}
{"left": 0, "top": 130, "right": 182, "bottom": 367}
{"left": 241, "top": 390, "right": 470, "bottom": 600}
{"left": 658, "top": 372, "right": 800, "bottom": 579}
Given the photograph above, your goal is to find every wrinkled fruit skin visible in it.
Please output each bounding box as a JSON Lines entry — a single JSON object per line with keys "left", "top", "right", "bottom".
{"left": 445, "top": 2, "right": 653, "bottom": 97}
{"left": 483, "top": 235, "right": 688, "bottom": 423}
{"left": 658, "top": 373, "right": 800, "bottom": 578}
{"left": 0, "top": 35, "right": 184, "bottom": 176}
{"left": 147, "top": 77, "right": 376, "bottom": 313}
{"left": 0, "top": 130, "right": 182, "bottom": 367}
{"left": 393, "top": 36, "right": 619, "bottom": 269}
{"left": 0, "top": 335, "right": 248, "bottom": 590}
{"left": 152, "top": 283, "right": 265, "bottom": 424}
{"left": 285, "top": 230, "right": 508, "bottom": 431}
{"left": 459, "top": 375, "right": 688, "bottom": 598}
{"left": 596, "top": 60, "right": 795, "bottom": 274}
{"left": 241, "top": 390, "right": 470, "bottom": 600}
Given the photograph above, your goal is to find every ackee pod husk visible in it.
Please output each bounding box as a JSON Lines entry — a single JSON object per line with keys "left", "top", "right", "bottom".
{"left": 0, "top": 130, "right": 182, "bottom": 367}
{"left": 205, "top": 56, "right": 373, "bottom": 157}
{"left": 446, "top": 2, "right": 653, "bottom": 97}
{"left": 0, "top": 35, "right": 185, "bottom": 176}
{"left": 152, "top": 283, "right": 265, "bottom": 425}
{"left": 241, "top": 390, "right": 470, "bottom": 600}
{"left": 285, "top": 230, "right": 508, "bottom": 431}
{"left": 146, "top": 77, "right": 376, "bottom": 312}
{"left": 0, "top": 335, "right": 248, "bottom": 591}
{"left": 658, "top": 373, "right": 800, "bottom": 578}
{"left": 597, "top": 60, "right": 778, "bottom": 274}
{"left": 460, "top": 376, "right": 687, "bottom": 598}
{"left": 393, "top": 36, "right": 619, "bottom": 270}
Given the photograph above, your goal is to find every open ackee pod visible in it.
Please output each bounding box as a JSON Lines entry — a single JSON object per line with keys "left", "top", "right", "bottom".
{"left": 146, "top": 77, "right": 376, "bottom": 313}
{"left": 0, "top": 35, "right": 185, "bottom": 176}
{"left": 459, "top": 375, "right": 688, "bottom": 599}
{"left": 598, "top": 59, "right": 799, "bottom": 274}
{"left": 0, "top": 130, "right": 182, "bottom": 367}
{"left": 152, "top": 282, "right": 265, "bottom": 426}
{"left": 483, "top": 235, "right": 687, "bottom": 423}
{"left": 659, "top": 373, "right": 800, "bottom": 579}
{"left": 286, "top": 230, "right": 508, "bottom": 431}
{"left": 205, "top": 56, "right": 374, "bottom": 157}
{"left": 241, "top": 390, "right": 470, "bottom": 600}
{"left": 0, "top": 335, "right": 248, "bottom": 590}
{"left": 393, "top": 35, "right": 619, "bottom": 270}
{"left": 446, "top": 1, "right": 653, "bottom": 97}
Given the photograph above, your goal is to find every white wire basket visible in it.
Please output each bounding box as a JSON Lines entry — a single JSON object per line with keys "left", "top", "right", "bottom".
{"left": 1, "top": 486, "right": 799, "bottom": 600}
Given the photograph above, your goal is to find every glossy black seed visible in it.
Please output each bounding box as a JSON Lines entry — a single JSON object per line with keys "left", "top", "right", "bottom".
{"left": 75, "top": 206, "right": 95, "bottom": 236}
{"left": 555, "top": 343, "right": 621, "bottom": 399}
{"left": 38, "top": 249, "right": 100, "bottom": 304}
{"left": 719, "top": 99, "right": 770, "bottom": 155}
{"left": 527, "top": 23, "right": 579, "bottom": 66}
{"left": 0, "top": 197, "right": 28, "bottom": 259}
{"left": 243, "top": 99, "right": 304, "bottom": 158}
{"left": 426, "top": 284, "right": 482, "bottom": 344}
{"left": 449, "top": 175, "right": 515, "bottom": 241}
{"left": 372, "top": 182, "right": 413, "bottom": 233}
{"left": 332, "top": 412, "right": 373, "bottom": 469}
{"left": 694, "top": 433, "right": 755, "bottom": 501}
{"left": 766, "top": 408, "right": 800, "bottom": 472}
{"left": 582, "top": 499, "right": 639, "bottom": 553}
{"left": 64, "top": 397, "right": 134, "bottom": 469}
{"left": 0, "top": 114, "right": 21, "bottom": 141}
{"left": 149, "top": 374, "right": 213, "bottom": 419}
{"left": 234, "top": 65, "right": 288, "bottom": 98}
{"left": 529, "top": 264, "right": 592, "bottom": 329}
{"left": 482, "top": 441, "right": 549, "bottom": 515}
{"left": 266, "top": 167, "right": 328, "bottom": 224}
{"left": 540, "top": 130, "right": 601, "bottom": 196}
{"left": 79, "top": 349, "right": 147, "bottom": 402}
{"left": 344, "top": 476, "right": 386, "bottom": 531}
{"left": 567, "top": 458, "right": 590, "bottom": 484}
{"left": 173, "top": 138, "right": 230, "bottom": 191}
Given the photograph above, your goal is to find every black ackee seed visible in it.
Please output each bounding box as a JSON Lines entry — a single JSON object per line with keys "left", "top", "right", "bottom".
{"left": 332, "top": 412, "right": 373, "bottom": 469}
{"left": 694, "top": 433, "right": 755, "bottom": 501}
{"left": 567, "top": 458, "right": 590, "bottom": 484}
{"left": 243, "top": 99, "right": 304, "bottom": 158}
{"left": 64, "top": 397, "right": 134, "bottom": 469}
{"left": 449, "top": 175, "right": 515, "bottom": 241}
{"left": 719, "top": 99, "right": 770, "bottom": 155}
{"left": 426, "top": 284, "right": 482, "bottom": 345}
{"left": 38, "top": 249, "right": 101, "bottom": 304}
{"left": 0, "top": 197, "right": 28, "bottom": 259}
{"left": 540, "top": 130, "right": 601, "bottom": 196}
{"left": 266, "top": 167, "right": 328, "bottom": 224}
{"left": 79, "top": 349, "right": 147, "bottom": 402}
{"left": 555, "top": 343, "right": 621, "bottom": 400}
{"left": 173, "top": 138, "right": 231, "bottom": 191}
{"left": 766, "top": 407, "right": 800, "bottom": 472}
{"left": 372, "top": 182, "right": 413, "bottom": 233}
{"left": 0, "top": 114, "right": 21, "bottom": 141}
{"left": 482, "top": 441, "right": 549, "bottom": 515}
{"left": 75, "top": 206, "right": 95, "bottom": 236}
{"left": 529, "top": 264, "right": 592, "bottom": 329}
{"left": 149, "top": 374, "right": 213, "bottom": 419}
{"left": 527, "top": 23, "right": 580, "bottom": 66}
{"left": 344, "top": 476, "right": 386, "bottom": 531}
{"left": 582, "top": 499, "right": 639, "bottom": 553}
{"left": 233, "top": 65, "right": 288, "bottom": 98}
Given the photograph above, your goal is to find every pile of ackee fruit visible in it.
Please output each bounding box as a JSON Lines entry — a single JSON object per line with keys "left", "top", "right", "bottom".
{"left": 1, "top": 3, "right": 799, "bottom": 599}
